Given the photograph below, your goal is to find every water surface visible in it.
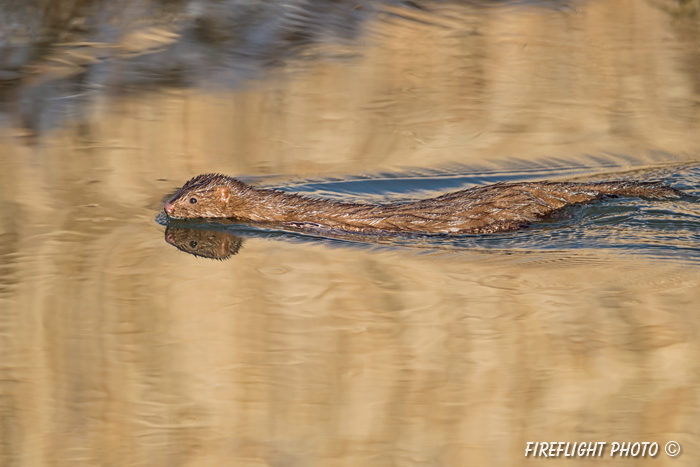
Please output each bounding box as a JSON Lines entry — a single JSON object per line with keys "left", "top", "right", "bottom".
{"left": 1, "top": 0, "right": 700, "bottom": 465}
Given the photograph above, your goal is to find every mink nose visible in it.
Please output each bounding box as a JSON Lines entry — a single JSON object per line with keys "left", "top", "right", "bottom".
{"left": 164, "top": 203, "right": 174, "bottom": 215}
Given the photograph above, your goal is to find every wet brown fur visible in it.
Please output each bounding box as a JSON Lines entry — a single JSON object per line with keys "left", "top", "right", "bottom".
{"left": 165, "top": 173, "right": 684, "bottom": 235}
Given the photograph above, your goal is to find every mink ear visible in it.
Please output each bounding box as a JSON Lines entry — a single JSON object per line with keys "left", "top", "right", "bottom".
{"left": 218, "top": 186, "right": 230, "bottom": 203}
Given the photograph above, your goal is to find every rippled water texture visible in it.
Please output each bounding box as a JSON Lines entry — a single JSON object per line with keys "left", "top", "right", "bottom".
{"left": 1, "top": 0, "right": 700, "bottom": 466}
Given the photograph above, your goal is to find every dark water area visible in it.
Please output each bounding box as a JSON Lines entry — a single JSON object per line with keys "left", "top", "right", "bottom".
{"left": 2, "top": 0, "right": 700, "bottom": 466}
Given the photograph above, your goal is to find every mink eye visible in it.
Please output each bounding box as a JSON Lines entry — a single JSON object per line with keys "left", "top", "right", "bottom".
{"left": 189, "top": 241, "right": 198, "bottom": 248}
{"left": 189, "top": 197, "right": 197, "bottom": 204}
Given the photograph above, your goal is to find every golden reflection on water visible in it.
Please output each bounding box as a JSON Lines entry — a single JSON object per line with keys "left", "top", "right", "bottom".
{"left": 5, "top": 230, "right": 700, "bottom": 465}
{"left": 1, "top": 0, "right": 700, "bottom": 465}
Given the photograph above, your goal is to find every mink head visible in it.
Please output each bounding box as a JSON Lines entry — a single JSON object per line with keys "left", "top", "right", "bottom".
{"left": 164, "top": 174, "right": 247, "bottom": 219}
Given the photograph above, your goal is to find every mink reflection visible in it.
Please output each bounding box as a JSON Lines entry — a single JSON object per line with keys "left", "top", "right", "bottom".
{"left": 164, "top": 226, "right": 243, "bottom": 260}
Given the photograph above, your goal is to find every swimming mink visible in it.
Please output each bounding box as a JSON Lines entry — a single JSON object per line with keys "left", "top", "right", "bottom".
{"left": 164, "top": 173, "right": 683, "bottom": 234}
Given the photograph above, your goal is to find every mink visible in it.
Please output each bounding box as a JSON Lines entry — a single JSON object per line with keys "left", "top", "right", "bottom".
{"left": 164, "top": 173, "right": 683, "bottom": 235}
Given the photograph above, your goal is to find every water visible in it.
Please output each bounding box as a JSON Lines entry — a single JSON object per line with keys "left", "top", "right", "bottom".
{"left": 2, "top": 0, "right": 700, "bottom": 465}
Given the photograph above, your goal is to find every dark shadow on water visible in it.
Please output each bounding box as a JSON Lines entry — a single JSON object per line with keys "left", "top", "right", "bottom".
{"left": 1, "top": 0, "right": 569, "bottom": 135}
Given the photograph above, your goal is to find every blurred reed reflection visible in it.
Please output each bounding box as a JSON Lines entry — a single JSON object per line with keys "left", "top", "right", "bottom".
{"left": 4, "top": 227, "right": 700, "bottom": 465}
